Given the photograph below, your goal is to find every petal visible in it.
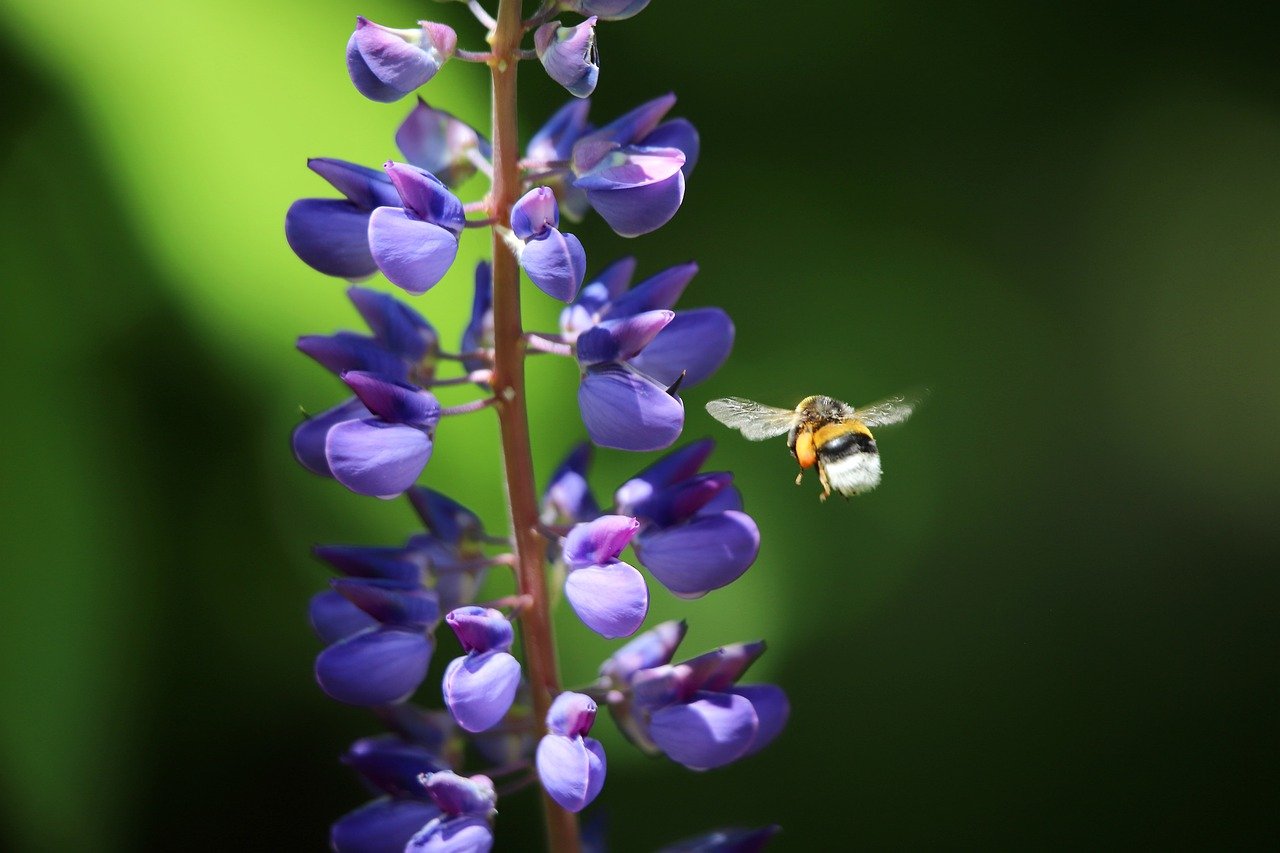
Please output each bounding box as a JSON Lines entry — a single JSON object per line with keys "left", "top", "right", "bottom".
{"left": 578, "top": 364, "right": 684, "bottom": 451}
{"left": 562, "top": 514, "right": 640, "bottom": 566}
{"left": 442, "top": 651, "right": 522, "bottom": 733}
{"left": 342, "top": 734, "right": 449, "bottom": 797}
{"left": 648, "top": 690, "right": 759, "bottom": 770}
{"left": 696, "top": 484, "right": 743, "bottom": 516}
{"left": 285, "top": 198, "right": 378, "bottom": 279}
{"left": 564, "top": 561, "right": 649, "bottom": 639}
{"left": 634, "top": 511, "right": 760, "bottom": 598}
{"left": 347, "top": 286, "right": 438, "bottom": 363}
{"left": 292, "top": 397, "right": 370, "bottom": 478}
{"left": 606, "top": 261, "right": 699, "bottom": 318}
{"left": 566, "top": 0, "right": 651, "bottom": 20}
{"left": 574, "top": 146, "right": 685, "bottom": 191}
{"left": 346, "top": 31, "right": 404, "bottom": 103}
{"left": 542, "top": 442, "right": 599, "bottom": 526}
{"left": 527, "top": 98, "right": 593, "bottom": 163}
{"left": 520, "top": 228, "right": 586, "bottom": 303}
{"left": 535, "top": 18, "right": 599, "bottom": 99}
{"left": 309, "top": 589, "right": 378, "bottom": 644}
{"left": 325, "top": 419, "right": 433, "bottom": 499}
{"left": 406, "top": 487, "right": 485, "bottom": 544}
{"left": 422, "top": 771, "right": 498, "bottom": 818}
{"left": 330, "top": 797, "right": 441, "bottom": 853}
{"left": 640, "top": 118, "right": 700, "bottom": 176}
{"left": 575, "top": 310, "right": 673, "bottom": 366}
{"left": 629, "top": 307, "right": 735, "bottom": 387}
{"left": 384, "top": 162, "right": 466, "bottom": 234}
{"left": 341, "top": 371, "right": 440, "bottom": 428}
{"left": 613, "top": 437, "right": 715, "bottom": 513}
{"left": 626, "top": 472, "right": 734, "bottom": 528}
{"left": 312, "top": 544, "right": 425, "bottom": 584}
{"left": 332, "top": 577, "right": 440, "bottom": 629}
{"left": 657, "top": 825, "right": 780, "bottom": 853}
{"left": 445, "top": 606, "right": 514, "bottom": 654}
{"left": 350, "top": 18, "right": 448, "bottom": 101}
{"left": 405, "top": 816, "right": 493, "bottom": 853}
{"left": 307, "top": 158, "right": 401, "bottom": 210}
{"left": 679, "top": 641, "right": 767, "bottom": 694}
{"left": 586, "top": 169, "right": 686, "bottom": 237}
{"left": 368, "top": 207, "right": 460, "bottom": 295}
{"left": 598, "top": 619, "right": 688, "bottom": 684}
{"left": 296, "top": 333, "right": 407, "bottom": 381}
{"left": 546, "top": 691, "right": 599, "bottom": 738}
{"left": 729, "top": 684, "right": 790, "bottom": 757}
{"left": 460, "top": 261, "right": 494, "bottom": 375}
{"left": 584, "top": 93, "right": 676, "bottom": 147}
{"left": 315, "top": 628, "right": 433, "bottom": 706}
{"left": 396, "top": 98, "right": 489, "bottom": 188}
{"left": 511, "top": 186, "right": 560, "bottom": 240}
{"left": 536, "top": 735, "right": 603, "bottom": 813}
{"left": 582, "top": 737, "right": 607, "bottom": 807}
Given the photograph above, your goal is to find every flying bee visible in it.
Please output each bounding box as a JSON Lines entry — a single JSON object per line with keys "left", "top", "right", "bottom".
{"left": 705, "top": 393, "right": 921, "bottom": 500}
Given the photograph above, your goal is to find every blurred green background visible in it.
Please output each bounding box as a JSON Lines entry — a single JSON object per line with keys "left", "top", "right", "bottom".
{"left": 1, "top": 0, "right": 1277, "bottom": 848}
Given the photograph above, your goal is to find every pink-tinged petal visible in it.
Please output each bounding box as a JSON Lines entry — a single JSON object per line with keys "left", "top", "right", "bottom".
{"left": 648, "top": 690, "right": 759, "bottom": 771}
{"left": 641, "top": 118, "right": 700, "bottom": 176}
{"left": 564, "top": 561, "right": 649, "bottom": 639}
{"left": 614, "top": 437, "right": 716, "bottom": 513}
{"left": 729, "top": 684, "right": 790, "bottom": 757}
{"left": 630, "top": 308, "right": 735, "bottom": 387}
{"left": 520, "top": 228, "right": 586, "bottom": 303}
{"left": 396, "top": 98, "right": 490, "bottom": 188}
{"left": 292, "top": 397, "right": 370, "bottom": 477}
{"left": 536, "top": 734, "right": 605, "bottom": 813}
{"left": 576, "top": 310, "right": 674, "bottom": 366}
{"left": 341, "top": 371, "right": 440, "bottom": 428}
{"left": 404, "top": 816, "right": 493, "bottom": 853}
{"left": 383, "top": 163, "right": 465, "bottom": 234}
{"left": 607, "top": 261, "right": 699, "bottom": 318}
{"left": 562, "top": 515, "right": 640, "bottom": 566}
{"left": 574, "top": 146, "right": 685, "bottom": 191}
{"left": 330, "top": 797, "right": 442, "bottom": 853}
{"left": 315, "top": 628, "right": 433, "bottom": 706}
{"left": 445, "top": 606, "right": 514, "bottom": 654}
{"left": 578, "top": 364, "right": 684, "bottom": 451}
{"left": 422, "top": 771, "right": 497, "bottom": 817}
{"left": 325, "top": 419, "right": 433, "bottom": 499}
{"left": 634, "top": 511, "right": 760, "bottom": 598}
{"left": 285, "top": 198, "right": 378, "bottom": 279}
{"left": 586, "top": 170, "right": 686, "bottom": 237}
{"left": 309, "top": 589, "right": 378, "bottom": 644}
{"left": 368, "top": 207, "right": 460, "bottom": 295}
{"left": 546, "top": 691, "right": 598, "bottom": 738}
{"left": 442, "top": 651, "right": 522, "bottom": 733}
{"left": 511, "top": 186, "right": 560, "bottom": 239}
{"left": 599, "top": 619, "right": 688, "bottom": 684}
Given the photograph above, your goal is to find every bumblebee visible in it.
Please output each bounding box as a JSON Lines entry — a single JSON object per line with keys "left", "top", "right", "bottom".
{"left": 705, "top": 393, "right": 920, "bottom": 500}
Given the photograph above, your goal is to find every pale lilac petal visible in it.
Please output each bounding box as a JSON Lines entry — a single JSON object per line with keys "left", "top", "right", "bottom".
{"left": 574, "top": 146, "right": 684, "bottom": 191}
{"left": 575, "top": 310, "right": 673, "bottom": 366}
{"left": 349, "top": 18, "right": 452, "bottom": 102}
{"left": 309, "top": 589, "right": 378, "bottom": 644}
{"left": 404, "top": 816, "right": 493, "bottom": 853}
{"left": 325, "top": 419, "right": 432, "bottom": 499}
{"left": 586, "top": 169, "right": 686, "bottom": 237}
{"left": 629, "top": 308, "right": 734, "bottom": 387}
{"left": 634, "top": 511, "right": 760, "bottom": 598}
{"left": 346, "top": 30, "right": 402, "bottom": 103}
{"left": 330, "top": 797, "right": 441, "bottom": 853}
{"left": 564, "top": 561, "right": 649, "bottom": 639}
{"left": 641, "top": 118, "right": 700, "bottom": 175}
{"left": 511, "top": 186, "right": 560, "bottom": 239}
{"left": 648, "top": 690, "right": 759, "bottom": 770}
{"left": 578, "top": 364, "right": 684, "bottom": 451}
{"left": 368, "top": 207, "right": 460, "bottom": 295}
{"left": 729, "top": 684, "right": 790, "bottom": 757}
{"left": 292, "top": 397, "right": 370, "bottom": 477}
{"left": 546, "top": 691, "right": 598, "bottom": 738}
{"left": 285, "top": 198, "right": 378, "bottom": 279}
{"left": 607, "top": 261, "right": 699, "bottom": 318}
{"left": 562, "top": 514, "right": 641, "bottom": 567}
{"left": 442, "top": 651, "right": 522, "bottom": 732}
{"left": 422, "top": 772, "right": 497, "bottom": 817}
{"left": 536, "top": 734, "right": 604, "bottom": 812}
{"left": 520, "top": 228, "right": 586, "bottom": 303}
{"left": 315, "top": 628, "right": 433, "bottom": 706}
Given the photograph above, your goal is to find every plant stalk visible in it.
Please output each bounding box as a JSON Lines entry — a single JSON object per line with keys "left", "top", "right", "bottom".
{"left": 488, "top": 1, "right": 580, "bottom": 851}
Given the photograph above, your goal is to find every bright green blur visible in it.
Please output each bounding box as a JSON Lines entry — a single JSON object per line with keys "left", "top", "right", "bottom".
{"left": 1, "top": 0, "right": 1277, "bottom": 850}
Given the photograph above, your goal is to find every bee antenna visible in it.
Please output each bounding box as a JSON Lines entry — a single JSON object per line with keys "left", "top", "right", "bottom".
{"left": 664, "top": 371, "right": 688, "bottom": 397}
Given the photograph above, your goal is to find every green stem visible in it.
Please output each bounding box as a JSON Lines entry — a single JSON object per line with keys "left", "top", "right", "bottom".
{"left": 488, "top": 1, "right": 581, "bottom": 851}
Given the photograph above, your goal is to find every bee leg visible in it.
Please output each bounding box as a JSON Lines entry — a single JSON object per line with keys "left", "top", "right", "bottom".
{"left": 818, "top": 463, "right": 832, "bottom": 501}
{"left": 794, "top": 470, "right": 804, "bottom": 486}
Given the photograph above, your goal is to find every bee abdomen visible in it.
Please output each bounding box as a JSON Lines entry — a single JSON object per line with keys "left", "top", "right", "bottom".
{"left": 815, "top": 421, "right": 882, "bottom": 495}
{"left": 817, "top": 431, "right": 877, "bottom": 459}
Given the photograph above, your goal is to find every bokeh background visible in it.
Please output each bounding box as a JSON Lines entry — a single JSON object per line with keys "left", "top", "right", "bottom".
{"left": 2, "top": 0, "right": 1278, "bottom": 849}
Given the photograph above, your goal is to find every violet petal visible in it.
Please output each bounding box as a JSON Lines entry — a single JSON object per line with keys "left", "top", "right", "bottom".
{"left": 634, "top": 511, "right": 760, "bottom": 598}
{"left": 442, "top": 651, "right": 522, "bottom": 733}
{"left": 315, "top": 627, "right": 433, "bottom": 706}
{"left": 648, "top": 690, "right": 759, "bottom": 770}
{"left": 368, "top": 207, "right": 460, "bottom": 295}
{"left": 564, "top": 561, "right": 649, "bottom": 639}
{"left": 578, "top": 364, "right": 684, "bottom": 451}
{"left": 325, "top": 418, "right": 433, "bottom": 499}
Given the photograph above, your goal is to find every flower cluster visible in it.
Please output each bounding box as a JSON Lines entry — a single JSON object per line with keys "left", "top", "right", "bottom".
{"left": 285, "top": 2, "right": 785, "bottom": 850}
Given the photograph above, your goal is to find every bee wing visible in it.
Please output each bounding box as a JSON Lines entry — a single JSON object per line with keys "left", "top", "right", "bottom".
{"left": 705, "top": 397, "right": 797, "bottom": 441}
{"left": 854, "top": 391, "right": 925, "bottom": 428}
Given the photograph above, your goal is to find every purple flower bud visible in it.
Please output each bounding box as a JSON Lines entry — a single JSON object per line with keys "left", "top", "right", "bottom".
{"left": 396, "top": 98, "right": 491, "bottom": 188}
{"left": 285, "top": 159, "right": 399, "bottom": 279}
{"left": 332, "top": 577, "right": 441, "bottom": 629}
{"left": 341, "top": 371, "right": 441, "bottom": 429}
{"left": 445, "top": 607, "right": 514, "bottom": 653}
{"left": 347, "top": 286, "right": 439, "bottom": 365}
{"left": 442, "top": 650, "right": 522, "bottom": 732}
{"left": 576, "top": 310, "right": 673, "bottom": 366}
{"left": 405, "top": 816, "right": 493, "bottom": 853}
{"left": 542, "top": 443, "right": 600, "bottom": 526}
{"left": 648, "top": 689, "right": 759, "bottom": 770}
{"left": 347, "top": 17, "right": 456, "bottom": 103}
{"left": 292, "top": 397, "right": 372, "bottom": 478}
{"left": 563, "top": 515, "right": 640, "bottom": 567}
{"left": 578, "top": 363, "right": 684, "bottom": 451}
{"left": 309, "top": 589, "right": 378, "bottom": 644}
{"left": 369, "top": 163, "right": 465, "bottom": 295}
{"left": 546, "top": 691, "right": 598, "bottom": 737}
{"left": 535, "top": 18, "right": 600, "bottom": 98}
{"left": 422, "top": 771, "right": 497, "bottom": 818}
{"left": 634, "top": 510, "right": 760, "bottom": 598}
{"left": 331, "top": 797, "right": 442, "bottom": 853}
{"left": 315, "top": 627, "right": 434, "bottom": 706}
{"left": 563, "top": 0, "right": 651, "bottom": 21}
{"left": 342, "top": 735, "right": 450, "bottom": 798}
{"left": 658, "top": 825, "right": 780, "bottom": 853}
{"left": 599, "top": 619, "right": 688, "bottom": 685}
{"left": 537, "top": 694, "right": 607, "bottom": 813}
{"left": 511, "top": 187, "right": 560, "bottom": 240}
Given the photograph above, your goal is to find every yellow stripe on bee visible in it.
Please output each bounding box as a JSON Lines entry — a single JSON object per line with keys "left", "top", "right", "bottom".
{"left": 813, "top": 420, "right": 873, "bottom": 448}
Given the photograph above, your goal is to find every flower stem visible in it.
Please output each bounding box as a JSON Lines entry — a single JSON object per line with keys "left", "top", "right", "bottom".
{"left": 489, "top": 1, "right": 580, "bottom": 851}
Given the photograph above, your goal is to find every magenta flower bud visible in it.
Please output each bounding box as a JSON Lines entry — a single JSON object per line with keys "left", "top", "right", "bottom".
{"left": 546, "top": 691, "right": 598, "bottom": 738}
{"left": 562, "top": 0, "right": 651, "bottom": 21}
{"left": 535, "top": 18, "right": 600, "bottom": 98}
{"left": 346, "top": 17, "right": 456, "bottom": 103}
{"left": 512, "top": 188, "right": 586, "bottom": 302}
{"left": 536, "top": 692, "right": 607, "bottom": 813}
{"left": 511, "top": 187, "right": 560, "bottom": 240}
{"left": 445, "top": 606, "right": 514, "bottom": 653}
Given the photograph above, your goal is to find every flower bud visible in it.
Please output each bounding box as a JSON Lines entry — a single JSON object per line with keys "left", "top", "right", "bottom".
{"left": 445, "top": 606, "right": 514, "bottom": 653}
{"left": 421, "top": 771, "right": 497, "bottom": 818}
{"left": 396, "top": 98, "right": 490, "bottom": 188}
{"left": 562, "top": 0, "right": 650, "bottom": 21}
{"left": 346, "top": 17, "right": 456, "bottom": 103}
{"left": 511, "top": 187, "right": 560, "bottom": 240}
{"left": 546, "top": 691, "right": 598, "bottom": 738}
{"left": 535, "top": 18, "right": 600, "bottom": 98}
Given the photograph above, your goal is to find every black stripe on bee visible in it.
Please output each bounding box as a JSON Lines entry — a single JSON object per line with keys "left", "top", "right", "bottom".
{"left": 818, "top": 431, "right": 877, "bottom": 459}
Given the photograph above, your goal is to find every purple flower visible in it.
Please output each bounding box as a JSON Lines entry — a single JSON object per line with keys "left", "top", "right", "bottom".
{"left": 536, "top": 692, "right": 607, "bottom": 813}
{"left": 511, "top": 187, "right": 587, "bottom": 302}
{"left": 342, "top": 734, "right": 451, "bottom": 798}
{"left": 561, "top": 515, "right": 648, "bottom": 638}
{"left": 535, "top": 17, "right": 600, "bottom": 98}
{"left": 347, "top": 17, "right": 456, "bottom": 103}
{"left": 562, "top": 0, "right": 651, "bottom": 21}
{"left": 397, "top": 98, "right": 491, "bottom": 188}
{"left": 541, "top": 442, "right": 600, "bottom": 527}
{"left": 526, "top": 100, "right": 593, "bottom": 222}
{"left": 405, "top": 772, "right": 496, "bottom": 852}
{"left": 298, "top": 286, "right": 440, "bottom": 385}
{"left": 441, "top": 607, "right": 522, "bottom": 733}
{"left": 331, "top": 797, "right": 443, "bottom": 853}
{"left": 285, "top": 158, "right": 401, "bottom": 279}
{"left": 369, "top": 162, "right": 465, "bottom": 295}
{"left": 315, "top": 627, "right": 435, "bottom": 707}
{"left": 658, "top": 826, "right": 781, "bottom": 853}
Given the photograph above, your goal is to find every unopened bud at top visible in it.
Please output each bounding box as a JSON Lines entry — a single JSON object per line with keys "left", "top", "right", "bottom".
{"left": 535, "top": 18, "right": 600, "bottom": 98}
{"left": 346, "top": 17, "right": 456, "bottom": 103}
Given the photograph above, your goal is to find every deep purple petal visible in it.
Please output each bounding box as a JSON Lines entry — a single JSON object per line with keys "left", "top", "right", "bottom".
{"left": 606, "top": 261, "right": 699, "bottom": 318}
{"left": 341, "top": 371, "right": 440, "bottom": 428}
{"left": 368, "top": 207, "right": 460, "bottom": 295}
{"left": 285, "top": 198, "right": 378, "bottom": 279}
{"left": 634, "top": 511, "right": 760, "bottom": 598}
{"left": 564, "top": 561, "right": 649, "bottom": 639}
{"left": 511, "top": 186, "right": 560, "bottom": 240}
{"left": 657, "top": 825, "right": 780, "bottom": 853}
{"left": 586, "top": 169, "right": 685, "bottom": 238}
{"left": 442, "top": 651, "right": 522, "bottom": 733}
{"left": 578, "top": 364, "right": 684, "bottom": 451}
{"left": 641, "top": 118, "right": 701, "bottom": 176}
{"left": 310, "top": 589, "right": 379, "bottom": 644}
{"left": 315, "top": 628, "right": 433, "bottom": 706}
{"left": 308, "top": 158, "right": 402, "bottom": 210}
{"left": 520, "top": 228, "right": 586, "bottom": 303}
{"left": 342, "top": 735, "right": 449, "bottom": 797}
{"left": 383, "top": 163, "right": 466, "bottom": 234}
{"left": 629, "top": 308, "right": 734, "bottom": 387}
{"left": 445, "top": 606, "right": 514, "bottom": 654}
{"left": 292, "top": 397, "right": 370, "bottom": 477}
{"left": 613, "top": 437, "right": 716, "bottom": 512}
{"left": 536, "top": 734, "right": 605, "bottom": 813}
{"left": 313, "top": 544, "right": 425, "bottom": 584}
{"left": 575, "top": 310, "right": 673, "bottom": 366}
{"left": 331, "top": 797, "right": 442, "bottom": 853}
{"left": 461, "top": 261, "right": 494, "bottom": 375}
{"left": 679, "top": 641, "right": 767, "bottom": 694}
{"left": 627, "top": 472, "right": 734, "bottom": 528}
{"left": 546, "top": 691, "right": 598, "bottom": 738}
{"left": 562, "top": 514, "right": 641, "bottom": 566}
{"left": 696, "top": 483, "right": 743, "bottom": 516}
{"left": 404, "top": 816, "right": 493, "bottom": 853}
{"left": 396, "top": 98, "right": 490, "bottom": 188}
{"left": 332, "top": 577, "right": 440, "bottom": 629}
{"left": 528, "top": 99, "right": 593, "bottom": 162}
{"left": 407, "top": 487, "right": 485, "bottom": 544}
{"left": 729, "top": 684, "right": 790, "bottom": 757}
{"left": 648, "top": 690, "right": 759, "bottom": 771}
{"left": 297, "top": 333, "right": 407, "bottom": 381}
{"left": 598, "top": 619, "right": 688, "bottom": 684}
{"left": 422, "top": 772, "right": 497, "bottom": 818}
{"left": 325, "top": 419, "right": 433, "bottom": 499}
{"left": 347, "top": 286, "right": 438, "bottom": 363}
